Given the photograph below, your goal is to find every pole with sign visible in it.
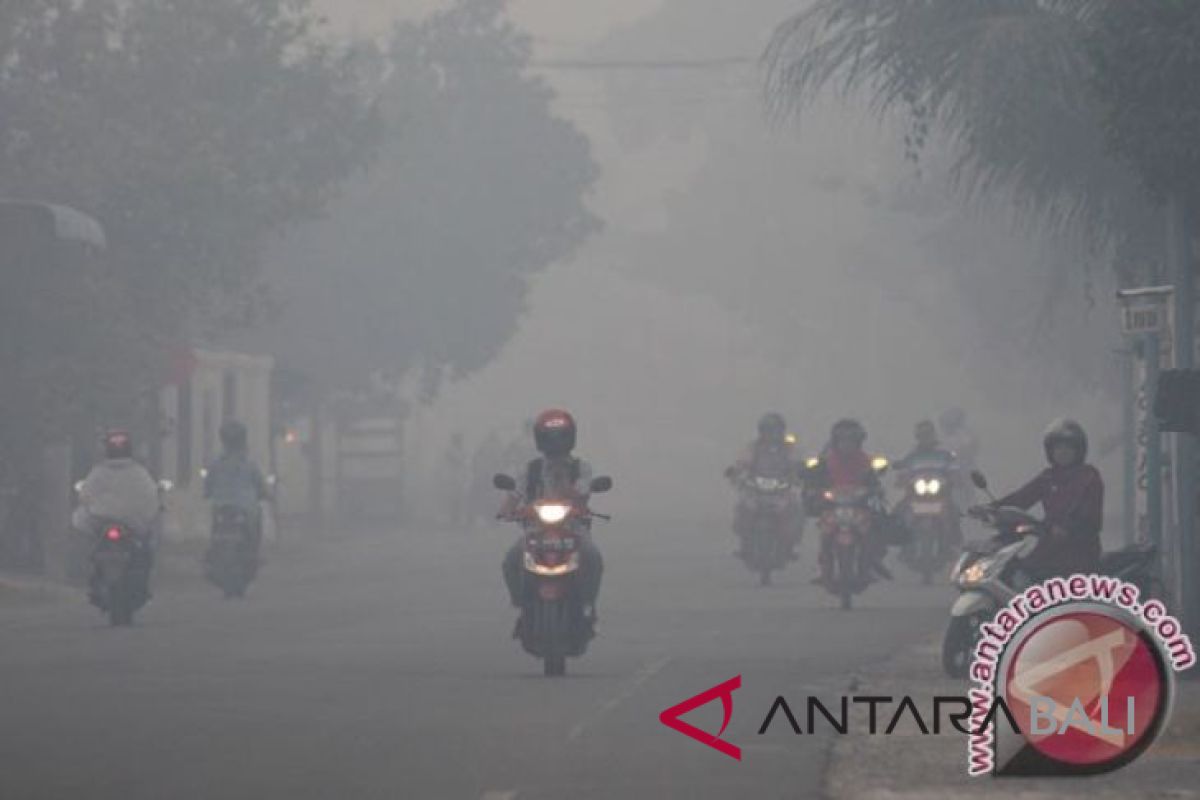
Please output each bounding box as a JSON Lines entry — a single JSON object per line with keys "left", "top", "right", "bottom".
{"left": 1118, "top": 286, "right": 1172, "bottom": 561}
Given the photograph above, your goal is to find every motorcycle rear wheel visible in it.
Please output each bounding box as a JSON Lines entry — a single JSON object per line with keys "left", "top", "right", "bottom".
{"left": 108, "top": 591, "right": 134, "bottom": 627}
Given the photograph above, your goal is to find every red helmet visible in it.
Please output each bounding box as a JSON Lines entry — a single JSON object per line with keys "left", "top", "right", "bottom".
{"left": 533, "top": 409, "right": 577, "bottom": 456}
{"left": 103, "top": 429, "right": 133, "bottom": 460}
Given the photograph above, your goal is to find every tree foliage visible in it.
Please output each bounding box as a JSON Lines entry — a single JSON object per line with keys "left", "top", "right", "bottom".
{"left": 258, "top": 0, "right": 600, "bottom": 397}
{"left": 1087, "top": 1, "right": 1200, "bottom": 204}
{"left": 763, "top": 0, "right": 1176, "bottom": 247}
{"left": 0, "top": 0, "right": 375, "bottom": 458}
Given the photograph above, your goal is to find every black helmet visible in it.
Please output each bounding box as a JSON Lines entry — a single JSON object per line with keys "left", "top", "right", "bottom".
{"left": 1043, "top": 418, "right": 1087, "bottom": 463}
{"left": 915, "top": 419, "right": 937, "bottom": 444}
{"left": 103, "top": 429, "right": 133, "bottom": 460}
{"left": 757, "top": 412, "right": 787, "bottom": 442}
{"left": 533, "top": 409, "right": 576, "bottom": 457}
{"left": 219, "top": 419, "right": 248, "bottom": 452}
{"left": 831, "top": 418, "right": 866, "bottom": 446}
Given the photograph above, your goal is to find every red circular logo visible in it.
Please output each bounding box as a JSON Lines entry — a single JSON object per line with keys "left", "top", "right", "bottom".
{"left": 1003, "top": 607, "right": 1170, "bottom": 772}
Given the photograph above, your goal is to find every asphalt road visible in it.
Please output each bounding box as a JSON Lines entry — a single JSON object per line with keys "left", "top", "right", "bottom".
{"left": 0, "top": 517, "right": 947, "bottom": 800}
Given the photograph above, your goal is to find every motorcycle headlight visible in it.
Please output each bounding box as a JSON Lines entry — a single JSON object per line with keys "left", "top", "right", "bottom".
{"left": 535, "top": 503, "right": 571, "bottom": 525}
{"left": 914, "top": 478, "right": 942, "bottom": 496}
{"left": 958, "top": 557, "right": 996, "bottom": 586}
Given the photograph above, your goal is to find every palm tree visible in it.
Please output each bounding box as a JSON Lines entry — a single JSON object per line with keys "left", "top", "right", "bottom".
{"left": 763, "top": 0, "right": 1145, "bottom": 248}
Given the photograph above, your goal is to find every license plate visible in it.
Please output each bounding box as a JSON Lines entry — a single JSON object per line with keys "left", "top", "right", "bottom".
{"left": 538, "top": 583, "right": 563, "bottom": 600}
{"left": 911, "top": 502, "right": 944, "bottom": 515}
{"left": 836, "top": 530, "right": 856, "bottom": 546}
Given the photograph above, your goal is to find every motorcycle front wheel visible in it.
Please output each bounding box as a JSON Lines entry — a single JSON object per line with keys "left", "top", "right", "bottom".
{"left": 835, "top": 543, "right": 856, "bottom": 610}
{"left": 942, "top": 614, "right": 982, "bottom": 678}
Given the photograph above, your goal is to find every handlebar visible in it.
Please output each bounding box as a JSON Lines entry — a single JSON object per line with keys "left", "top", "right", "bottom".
{"left": 968, "top": 504, "right": 1045, "bottom": 534}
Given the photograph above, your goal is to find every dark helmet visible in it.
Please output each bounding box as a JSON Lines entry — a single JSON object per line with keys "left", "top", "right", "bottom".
{"left": 831, "top": 418, "right": 866, "bottom": 446}
{"left": 1043, "top": 418, "right": 1087, "bottom": 463}
{"left": 915, "top": 419, "right": 937, "bottom": 444}
{"left": 533, "top": 409, "right": 577, "bottom": 457}
{"left": 219, "top": 419, "right": 248, "bottom": 452}
{"left": 757, "top": 412, "right": 787, "bottom": 442}
{"left": 103, "top": 429, "right": 133, "bottom": 460}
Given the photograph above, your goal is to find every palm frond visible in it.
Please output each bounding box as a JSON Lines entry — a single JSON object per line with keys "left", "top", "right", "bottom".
{"left": 764, "top": 0, "right": 1142, "bottom": 243}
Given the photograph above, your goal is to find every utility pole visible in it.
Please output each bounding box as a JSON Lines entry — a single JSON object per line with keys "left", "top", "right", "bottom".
{"left": 1117, "top": 285, "right": 1172, "bottom": 560}
{"left": 1122, "top": 348, "right": 1136, "bottom": 545}
{"left": 1167, "top": 193, "right": 1197, "bottom": 638}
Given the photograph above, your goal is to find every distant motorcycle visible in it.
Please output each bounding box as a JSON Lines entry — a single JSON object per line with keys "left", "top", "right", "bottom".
{"left": 895, "top": 460, "right": 959, "bottom": 584}
{"left": 77, "top": 479, "right": 171, "bottom": 626}
{"left": 494, "top": 473, "right": 612, "bottom": 677}
{"left": 942, "top": 471, "right": 1164, "bottom": 678}
{"left": 817, "top": 485, "right": 874, "bottom": 609}
{"left": 200, "top": 470, "right": 274, "bottom": 599}
{"left": 205, "top": 505, "right": 259, "bottom": 598}
{"left": 729, "top": 468, "right": 801, "bottom": 586}
{"left": 807, "top": 457, "right": 890, "bottom": 610}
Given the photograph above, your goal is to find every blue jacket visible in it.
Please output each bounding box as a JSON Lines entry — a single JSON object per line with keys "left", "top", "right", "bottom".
{"left": 204, "top": 453, "right": 267, "bottom": 512}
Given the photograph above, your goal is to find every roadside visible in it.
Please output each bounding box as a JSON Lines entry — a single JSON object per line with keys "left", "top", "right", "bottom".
{"left": 825, "top": 636, "right": 1200, "bottom": 799}
{"left": 0, "top": 528, "right": 326, "bottom": 607}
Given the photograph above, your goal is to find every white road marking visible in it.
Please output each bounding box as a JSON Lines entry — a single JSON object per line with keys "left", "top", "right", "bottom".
{"left": 567, "top": 656, "right": 672, "bottom": 742}
{"left": 480, "top": 791, "right": 518, "bottom": 800}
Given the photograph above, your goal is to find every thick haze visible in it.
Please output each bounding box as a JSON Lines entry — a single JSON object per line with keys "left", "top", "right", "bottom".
{"left": 314, "top": 0, "right": 1121, "bottom": 528}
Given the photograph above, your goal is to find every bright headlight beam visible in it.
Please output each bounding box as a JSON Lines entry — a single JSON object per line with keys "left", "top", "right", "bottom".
{"left": 535, "top": 503, "right": 570, "bottom": 524}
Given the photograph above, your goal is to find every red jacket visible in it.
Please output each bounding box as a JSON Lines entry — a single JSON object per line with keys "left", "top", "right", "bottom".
{"left": 999, "top": 463, "right": 1103, "bottom": 576}
{"left": 826, "top": 449, "right": 873, "bottom": 489}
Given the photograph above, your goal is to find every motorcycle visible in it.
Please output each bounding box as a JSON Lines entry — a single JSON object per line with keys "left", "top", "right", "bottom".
{"left": 199, "top": 470, "right": 275, "bottom": 599}
{"left": 494, "top": 472, "right": 613, "bottom": 677}
{"left": 76, "top": 479, "right": 171, "bottom": 626}
{"left": 809, "top": 457, "right": 890, "bottom": 610}
{"left": 205, "top": 506, "right": 259, "bottom": 598}
{"left": 942, "top": 470, "right": 1164, "bottom": 678}
{"left": 818, "top": 486, "right": 874, "bottom": 609}
{"left": 729, "top": 468, "right": 801, "bottom": 586}
{"left": 896, "top": 461, "right": 959, "bottom": 584}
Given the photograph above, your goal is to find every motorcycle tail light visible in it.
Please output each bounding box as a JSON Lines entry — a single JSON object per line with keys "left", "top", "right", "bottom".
{"left": 105, "top": 527, "right": 122, "bottom": 541}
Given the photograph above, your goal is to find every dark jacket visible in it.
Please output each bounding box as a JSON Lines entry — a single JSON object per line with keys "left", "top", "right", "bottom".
{"left": 998, "top": 463, "right": 1103, "bottom": 576}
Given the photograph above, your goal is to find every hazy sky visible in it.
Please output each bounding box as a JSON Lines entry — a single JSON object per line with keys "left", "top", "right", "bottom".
{"left": 318, "top": 0, "right": 663, "bottom": 41}
{"left": 312, "top": 0, "right": 1118, "bottom": 524}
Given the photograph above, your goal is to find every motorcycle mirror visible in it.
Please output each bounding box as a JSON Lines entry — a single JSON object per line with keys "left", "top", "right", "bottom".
{"left": 493, "top": 473, "right": 517, "bottom": 492}
{"left": 589, "top": 476, "right": 613, "bottom": 494}
{"left": 970, "top": 470, "right": 988, "bottom": 491}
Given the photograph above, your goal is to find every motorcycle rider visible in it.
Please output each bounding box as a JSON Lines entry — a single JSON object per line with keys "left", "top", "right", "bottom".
{"left": 73, "top": 430, "right": 161, "bottom": 602}
{"left": 726, "top": 412, "right": 803, "bottom": 559}
{"left": 805, "top": 418, "right": 891, "bottom": 585}
{"left": 501, "top": 409, "right": 604, "bottom": 627}
{"left": 203, "top": 420, "right": 269, "bottom": 558}
{"left": 991, "top": 418, "right": 1103, "bottom": 579}
{"left": 895, "top": 419, "right": 963, "bottom": 554}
